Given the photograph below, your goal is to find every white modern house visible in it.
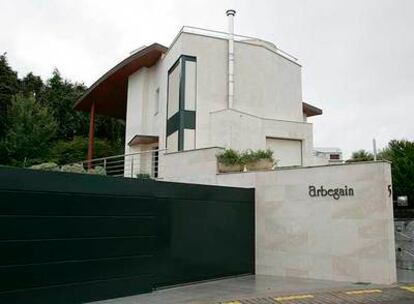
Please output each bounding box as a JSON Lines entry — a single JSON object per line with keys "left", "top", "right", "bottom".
{"left": 75, "top": 11, "right": 324, "bottom": 177}
{"left": 75, "top": 11, "right": 396, "bottom": 285}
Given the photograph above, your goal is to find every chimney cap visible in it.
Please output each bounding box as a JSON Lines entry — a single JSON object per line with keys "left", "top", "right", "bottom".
{"left": 226, "top": 9, "right": 236, "bottom": 16}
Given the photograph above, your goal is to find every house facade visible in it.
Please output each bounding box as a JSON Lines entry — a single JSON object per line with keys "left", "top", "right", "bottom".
{"left": 74, "top": 15, "right": 396, "bottom": 285}
{"left": 76, "top": 25, "right": 324, "bottom": 177}
{"left": 130, "top": 27, "right": 324, "bottom": 166}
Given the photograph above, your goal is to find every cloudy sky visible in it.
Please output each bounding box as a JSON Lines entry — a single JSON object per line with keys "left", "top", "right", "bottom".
{"left": 1, "top": 0, "right": 413, "bottom": 158}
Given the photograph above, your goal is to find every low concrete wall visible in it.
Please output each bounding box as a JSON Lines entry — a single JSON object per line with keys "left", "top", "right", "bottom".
{"left": 160, "top": 147, "right": 224, "bottom": 184}
{"left": 164, "top": 160, "right": 396, "bottom": 284}
{"left": 216, "top": 162, "right": 396, "bottom": 284}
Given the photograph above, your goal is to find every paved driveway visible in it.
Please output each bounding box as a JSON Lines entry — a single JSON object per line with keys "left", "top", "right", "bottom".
{"left": 90, "top": 274, "right": 414, "bottom": 304}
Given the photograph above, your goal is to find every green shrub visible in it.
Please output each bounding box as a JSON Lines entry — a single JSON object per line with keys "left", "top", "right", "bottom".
{"left": 1, "top": 95, "right": 57, "bottom": 167}
{"left": 216, "top": 149, "right": 243, "bottom": 165}
{"left": 242, "top": 149, "right": 274, "bottom": 163}
{"left": 136, "top": 173, "right": 151, "bottom": 179}
{"left": 49, "top": 136, "right": 121, "bottom": 165}
{"left": 29, "top": 162, "right": 60, "bottom": 171}
{"left": 87, "top": 166, "right": 106, "bottom": 176}
{"left": 61, "top": 163, "right": 86, "bottom": 173}
{"left": 217, "top": 149, "right": 275, "bottom": 166}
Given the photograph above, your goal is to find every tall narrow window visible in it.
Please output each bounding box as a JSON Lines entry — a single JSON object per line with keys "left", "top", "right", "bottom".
{"left": 154, "top": 88, "right": 160, "bottom": 115}
{"left": 166, "top": 55, "right": 197, "bottom": 152}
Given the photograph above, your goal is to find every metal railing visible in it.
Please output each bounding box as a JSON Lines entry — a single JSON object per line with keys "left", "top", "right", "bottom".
{"left": 69, "top": 149, "right": 166, "bottom": 178}
{"left": 175, "top": 26, "right": 299, "bottom": 62}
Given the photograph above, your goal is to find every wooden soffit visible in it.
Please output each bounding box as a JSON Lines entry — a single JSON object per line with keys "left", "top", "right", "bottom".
{"left": 302, "top": 102, "right": 323, "bottom": 117}
{"left": 74, "top": 43, "right": 168, "bottom": 119}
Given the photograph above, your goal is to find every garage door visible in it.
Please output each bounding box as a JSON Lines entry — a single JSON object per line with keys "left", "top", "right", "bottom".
{"left": 266, "top": 138, "right": 302, "bottom": 167}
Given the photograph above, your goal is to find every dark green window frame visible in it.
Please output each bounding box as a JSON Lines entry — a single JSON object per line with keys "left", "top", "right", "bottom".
{"left": 166, "top": 55, "right": 197, "bottom": 151}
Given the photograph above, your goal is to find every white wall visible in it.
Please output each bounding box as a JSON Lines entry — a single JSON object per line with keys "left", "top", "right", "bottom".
{"left": 124, "top": 31, "right": 315, "bottom": 171}
{"left": 159, "top": 150, "right": 396, "bottom": 284}
{"left": 177, "top": 32, "right": 306, "bottom": 150}
{"left": 160, "top": 147, "right": 224, "bottom": 184}
{"left": 216, "top": 162, "right": 396, "bottom": 284}
{"left": 209, "top": 109, "right": 314, "bottom": 166}
{"left": 234, "top": 41, "right": 303, "bottom": 121}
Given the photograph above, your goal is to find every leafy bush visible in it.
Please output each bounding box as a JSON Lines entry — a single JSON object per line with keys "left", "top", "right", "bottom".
{"left": 1, "top": 95, "right": 57, "bottom": 167}
{"left": 242, "top": 149, "right": 274, "bottom": 163}
{"left": 217, "top": 149, "right": 274, "bottom": 166}
{"left": 61, "top": 163, "right": 86, "bottom": 173}
{"left": 216, "top": 149, "right": 243, "bottom": 165}
{"left": 29, "top": 162, "right": 60, "bottom": 171}
{"left": 379, "top": 139, "right": 414, "bottom": 204}
{"left": 136, "top": 173, "right": 151, "bottom": 179}
{"left": 49, "top": 136, "right": 120, "bottom": 165}
{"left": 87, "top": 166, "right": 106, "bottom": 176}
{"left": 0, "top": 54, "right": 125, "bottom": 168}
{"left": 347, "top": 149, "right": 374, "bottom": 162}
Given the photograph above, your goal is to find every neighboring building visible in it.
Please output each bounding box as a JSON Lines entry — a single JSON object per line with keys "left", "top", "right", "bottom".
{"left": 75, "top": 19, "right": 324, "bottom": 176}
{"left": 313, "top": 147, "right": 344, "bottom": 164}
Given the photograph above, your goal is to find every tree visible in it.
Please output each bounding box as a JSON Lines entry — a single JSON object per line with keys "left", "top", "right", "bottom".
{"left": 94, "top": 116, "right": 125, "bottom": 150}
{"left": 379, "top": 139, "right": 414, "bottom": 205}
{"left": 1, "top": 95, "right": 57, "bottom": 166}
{"left": 0, "top": 58, "right": 125, "bottom": 167}
{"left": 348, "top": 149, "right": 374, "bottom": 162}
{"left": 37, "top": 69, "right": 125, "bottom": 149}
{"left": 21, "top": 72, "right": 44, "bottom": 97}
{"left": 49, "top": 136, "right": 122, "bottom": 165}
{"left": 37, "top": 69, "right": 89, "bottom": 139}
{"left": 0, "top": 53, "right": 19, "bottom": 137}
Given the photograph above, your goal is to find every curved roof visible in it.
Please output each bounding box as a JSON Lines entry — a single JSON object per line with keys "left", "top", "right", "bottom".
{"left": 74, "top": 43, "right": 168, "bottom": 119}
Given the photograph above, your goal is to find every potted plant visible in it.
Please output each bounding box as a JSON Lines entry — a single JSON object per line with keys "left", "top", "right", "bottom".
{"left": 244, "top": 149, "right": 275, "bottom": 171}
{"left": 216, "top": 149, "right": 244, "bottom": 173}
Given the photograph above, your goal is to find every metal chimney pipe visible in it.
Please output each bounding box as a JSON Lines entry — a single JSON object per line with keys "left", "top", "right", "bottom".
{"left": 226, "top": 9, "right": 236, "bottom": 109}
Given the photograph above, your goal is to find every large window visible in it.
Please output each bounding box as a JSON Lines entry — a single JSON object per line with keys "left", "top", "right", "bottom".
{"left": 166, "top": 55, "right": 197, "bottom": 152}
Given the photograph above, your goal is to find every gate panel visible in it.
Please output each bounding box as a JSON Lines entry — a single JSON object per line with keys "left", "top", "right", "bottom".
{"left": 0, "top": 167, "right": 254, "bottom": 303}
{"left": 154, "top": 197, "right": 254, "bottom": 287}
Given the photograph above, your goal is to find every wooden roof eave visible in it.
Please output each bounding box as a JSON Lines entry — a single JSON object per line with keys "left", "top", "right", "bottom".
{"left": 74, "top": 43, "right": 168, "bottom": 119}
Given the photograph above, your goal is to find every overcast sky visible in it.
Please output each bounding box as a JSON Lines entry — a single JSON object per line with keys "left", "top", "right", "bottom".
{"left": 1, "top": 0, "right": 413, "bottom": 158}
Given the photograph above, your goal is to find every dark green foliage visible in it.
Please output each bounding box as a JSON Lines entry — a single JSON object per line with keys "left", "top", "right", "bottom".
{"left": 136, "top": 173, "right": 152, "bottom": 179}
{"left": 242, "top": 149, "right": 274, "bottom": 163}
{"left": 1, "top": 95, "right": 57, "bottom": 166}
{"left": 379, "top": 140, "right": 414, "bottom": 204}
{"left": 20, "top": 72, "right": 44, "bottom": 97}
{"left": 216, "top": 149, "right": 242, "bottom": 165}
{"left": 0, "top": 53, "right": 125, "bottom": 167}
{"left": 94, "top": 116, "right": 125, "bottom": 150}
{"left": 37, "top": 69, "right": 89, "bottom": 139}
{"left": 348, "top": 149, "right": 374, "bottom": 162}
{"left": 217, "top": 149, "right": 275, "bottom": 165}
{"left": 49, "top": 136, "right": 121, "bottom": 165}
{"left": 21, "top": 72, "right": 44, "bottom": 97}
{"left": 0, "top": 53, "right": 19, "bottom": 137}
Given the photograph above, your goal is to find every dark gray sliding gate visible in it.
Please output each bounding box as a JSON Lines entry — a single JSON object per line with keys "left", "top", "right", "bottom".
{"left": 0, "top": 167, "right": 255, "bottom": 303}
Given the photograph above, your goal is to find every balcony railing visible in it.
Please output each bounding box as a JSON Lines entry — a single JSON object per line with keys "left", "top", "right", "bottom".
{"left": 68, "top": 149, "right": 166, "bottom": 178}
{"left": 176, "top": 26, "right": 298, "bottom": 62}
